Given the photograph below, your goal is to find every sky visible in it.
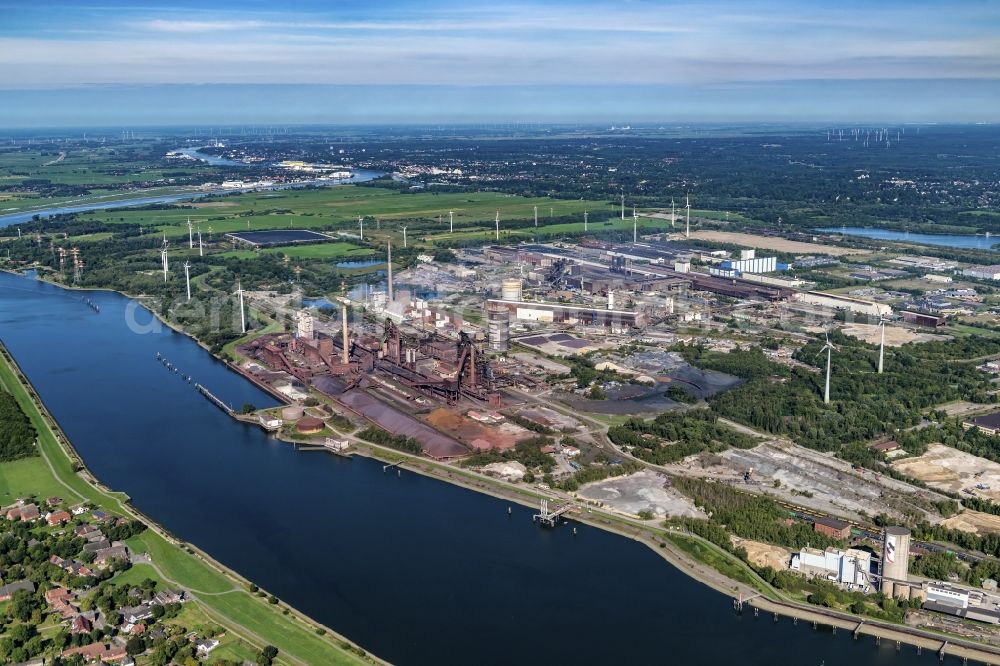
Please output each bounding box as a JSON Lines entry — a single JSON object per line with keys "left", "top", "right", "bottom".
{"left": 0, "top": 0, "right": 998, "bottom": 126}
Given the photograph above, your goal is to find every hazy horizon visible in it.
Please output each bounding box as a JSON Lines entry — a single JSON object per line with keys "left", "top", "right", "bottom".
{"left": 2, "top": 0, "right": 998, "bottom": 127}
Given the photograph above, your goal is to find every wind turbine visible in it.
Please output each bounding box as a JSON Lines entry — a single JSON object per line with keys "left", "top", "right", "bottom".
{"left": 818, "top": 333, "right": 837, "bottom": 404}
{"left": 358, "top": 215, "right": 364, "bottom": 240}
{"left": 187, "top": 218, "right": 193, "bottom": 249}
{"left": 495, "top": 210, "right": 500, "bottom": 241}
{"left": 402, "top": 226, "right": 408, "bottom": 248}
{"left": 449, "top": 210, "right": 454, "bottom": 233}
{"left": 584, "top": 210, "right": 588, "bottom": 232}
{"left": 534, "top": 205, "right": 538, "bottom": 228}
{"left": 235, "top": 281, "right": 246, "bottom": 334}
{"left": 197, "top": 227, "right": 203, "bottom": 257}
{"left": 670, "top": 198, "right": 676, "bottom": 228}
{"left": 877, "top": 314, "right": 889, "bottom": 374}
{"left": 183, "top": 261, "right": 191, "bottom": 301}
{"left": 685, "top": 195, "right": 691, "bottom": 238}
{"left": 620, "top": 190, "right": 625, "bottom": 220}
{"left": 633, "top": 207, "right": 638, "bottom": 243}
{"left": 161, "top": 235, "right": 169, "bottom": 281}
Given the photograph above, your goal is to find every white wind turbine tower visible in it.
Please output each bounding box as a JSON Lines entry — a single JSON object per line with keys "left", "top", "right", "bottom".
{"left": 671, "top": 197, "right": 676, "bottom": 228}
{"left": 632, "top": 207, "right": 638, "bottom": 242}
{"left": 183, "top": 261, "right": 191, "bottom": 301}
{"left": 197, "top": 227, "right": 203, "bottom": 257}
{"left": 402, "top": 226, "right": 408, "bottom": 248}
{"left": 620, "top": 191, "right": 625, "bottom": 220}
{"left": 495, "top": 210, "right": 500, "bottom": 240}
{"left": 534, "top": 205, "right": 538, "bottom": 227}
{"left": 160, "top": 235, "right": 169, "bottom": 281}
{"left": 584, "top": 210, "right": 588, "bottom": 232}
{"left": 235, "top": 281, "right": 246, "bottom": 334}
{"left": 818, "top": 333, "right": 837, "bottom": 404}
{"left": 685, "top": 195, "right": 691, "bottom": 238}
{"left": 358, "top": 215, "right": 364, "bottom": 240}
{"left": 187, "top": 218, "right": 193, "bottom": 249}
{"left": 449, "top": 210, "right": 454, "bottom": 233}
{"left": 877, "top": 314, "right": 889, "bottom": 374}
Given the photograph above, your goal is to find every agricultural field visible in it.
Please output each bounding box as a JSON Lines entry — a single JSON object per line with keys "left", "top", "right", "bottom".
{"left": 69, "top": 186, "right": 614, "bottom": 242}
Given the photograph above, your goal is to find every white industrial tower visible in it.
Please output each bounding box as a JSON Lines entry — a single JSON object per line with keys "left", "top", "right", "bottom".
{"left": 387, "top": 241, "right": 394, "bottom": 303}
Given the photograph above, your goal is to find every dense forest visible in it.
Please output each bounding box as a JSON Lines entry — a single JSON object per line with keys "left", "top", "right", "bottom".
{"left": 0, "top": 389, "right": 37, "bottom": 462}
{"left": 676, "top": 333, "right": 998, "bottom": 453}
{"left": 608, "top": 409, "right": 757, "bottom": 464}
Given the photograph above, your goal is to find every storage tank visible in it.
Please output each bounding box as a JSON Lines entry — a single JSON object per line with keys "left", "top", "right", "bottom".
{"left": 281, "top": 405, "right": 305, "bottom": 422}
{"left": 501, "top": 278, "right": 523, "bottom": 301}
{"left": 880, "top": 526, "right": 911, "bottom": 594}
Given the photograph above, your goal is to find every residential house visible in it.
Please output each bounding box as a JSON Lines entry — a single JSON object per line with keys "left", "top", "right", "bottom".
{"left": 195, "top": 639, "right": 220, "bottom": 655}
{"left": 71, "top": 614, "right": 93, "bottom": 634}
{"left": 119, "top": 604, "right": 153, "bottom": 624}
{"left": 47, "top": 510, "right": 72, "bottom": 526}
{"left": 46, "top": 496, "right": 63, "bottom": 508}
{"left": 94, "top": 544, "right": 130, "bottom": 567}
{"left": 0, "top": 580, "right": 35, "bottom": 601}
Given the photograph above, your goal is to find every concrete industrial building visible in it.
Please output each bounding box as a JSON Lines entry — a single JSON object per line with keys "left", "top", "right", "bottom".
{"left": 790, "top": 547, "right": 872, "bottom": 589}
{"left": 963, "top": 265, "right": 1000, "bottom": 281}
{"left": 881, "top": 526, "right": 911, "bottom": 595}
{"left": 485, "top": 299, "right": 645, "bottom": 331}
{"left": 796, "top": 291, "right": 893, "bottom": 317}
{"left": 296, "top": 312, "right": 314, "bottom": 340}
{"left": 486, "top": 303, "right": 511, "bottom": 352}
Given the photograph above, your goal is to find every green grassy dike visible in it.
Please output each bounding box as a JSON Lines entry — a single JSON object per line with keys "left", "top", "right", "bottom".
{"left": 0, "top": 343, "right": 380, "bottom": 666}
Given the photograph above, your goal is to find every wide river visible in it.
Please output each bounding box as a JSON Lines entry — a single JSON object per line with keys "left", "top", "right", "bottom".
{"left": 817, "top": 226, "right": 1000, "bottom": 251}
{"left": 0, "top": 271, "right": 940, "bottom": 665}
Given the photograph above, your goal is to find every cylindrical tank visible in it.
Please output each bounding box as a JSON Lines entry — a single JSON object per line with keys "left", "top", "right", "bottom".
{"left": 500, "top": 278, "right": 522, "bottom": 302}
{"left": 880, "top": 526, "right": 911, "bottom": 594}
{"left": 281, "top": 405, "right": 304, "bottom": 421}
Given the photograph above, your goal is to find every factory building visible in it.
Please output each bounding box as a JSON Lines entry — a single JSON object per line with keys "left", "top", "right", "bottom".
{"left": 881, "top": 526, "right": 911, "bottom": 595}
{"left": 486, "top": 303, "right": 511, "bottom": 352}
{"left": 900, "top": 310, "right": 947, "bottom": 328}
{"left": 796, "top": 291, "right": 892, "bottom": 317}
{"left": 790, "top": 547, "right": 872, "bottom": 589}
{"left": 296, "top": 312, "right": 315, "bottom": 340}
{"left": 963, "top": 265, "right": 1000, "bottom": 281}
{"left": 720, "top": 250, "right": 779, "bottom": 274}
{"left": 485, "top": 299, "right": 645, "bottom": 331}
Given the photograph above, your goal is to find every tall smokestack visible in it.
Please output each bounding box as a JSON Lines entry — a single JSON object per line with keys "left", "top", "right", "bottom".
{"left": 341, "top": 305, "right": 350, "bottom": 365}
{"left": 387, "top": 241, "right": 394, "bottom": 304}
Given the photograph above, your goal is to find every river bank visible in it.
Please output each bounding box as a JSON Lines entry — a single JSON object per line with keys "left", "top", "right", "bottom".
{"left": 2, "top": 267, "right": 994, "bottom": 664}
{"left": 0, "top": 341, "right": 382, "bottom": 666}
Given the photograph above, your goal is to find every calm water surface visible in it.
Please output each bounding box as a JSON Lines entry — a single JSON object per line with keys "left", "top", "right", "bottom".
{"left": 817, "top": 226, "right": 1000, "bottom": 251}
{"left": 0, "top": 271, "right": 945, "bottom": 665}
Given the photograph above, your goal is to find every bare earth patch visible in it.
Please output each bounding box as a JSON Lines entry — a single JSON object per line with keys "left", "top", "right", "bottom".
{"left": 576, "top": 470, "right": 703, "bottom": 519}
{"left": 682, "top": 230, "right": 860, "bottom": 256}
{"left": 191, "top": 201, "right": 237, "bottom": 208}
{"left": 942, "top": 510, "right": 1000, "bottom": 536}
{"left": 733, "top": 537, "right": 792, "bottom": 570}
{"left": 841, "top": 322, "right": 947, "bottom": 347}
{"left": 893, "top": 443, "right": 1000, "bottom": 503}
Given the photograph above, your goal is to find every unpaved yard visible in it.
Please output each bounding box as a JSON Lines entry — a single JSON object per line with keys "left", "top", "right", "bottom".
{"left": 576, "top": 470, "right": 703, "bottom": 519}
{"left": 841, "top": 322, "right": 946, "bottom": 347}
{"left": 893, "top": 443, "right": 1000, "bottom": 503}
{"left": 683, "top": 230, "right": 860, "bottom": 256}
